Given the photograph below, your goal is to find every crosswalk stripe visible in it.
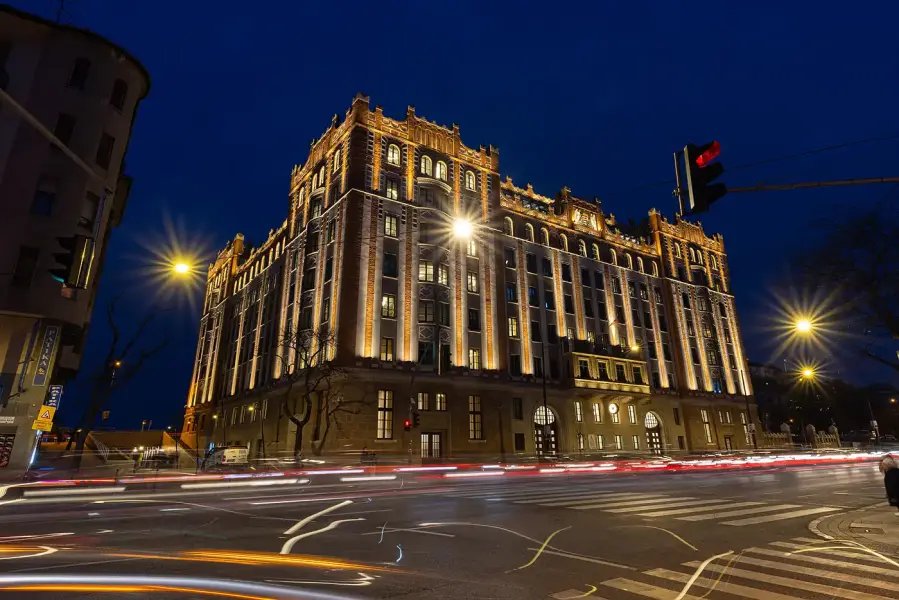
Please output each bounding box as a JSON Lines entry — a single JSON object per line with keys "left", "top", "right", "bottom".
{"left": 645, "top": 568, "right": 801, "bottom": 600}
{"left": 712, "top": 555, "right": 899, "bottom": 593}
{"left": 746, "top": 547, "right": 899, "bottom": 579}
{"left": 517, "top": 492, "right": 647, "bottom": 505}
{"left": 721, "top": 506, "right": 840, "bottom": 526}
{"left": 677, "top": 504, "right": 800, "bottom": 521}
{"left": 572, "top": 496, "right": 683, "bottom": 511}
{"left": 448, "top": 486, "right": 600, "bottom": 499}
{"left": 601, "top": 577, "right": 702, "bottom": 600}
{"left": 638, "top": 501, "right": 762, "bottom": 517}
{"left": 770, "top": 541, "right": 898, "bottom": 565}
{"left": 605, "top": 498, "right": 713, "bottom": 513}
{"left": 680, "top": 562, "right": 892, "bottom": 600}
{"left": 500, "top": 489, "right": 629, "bottom": 502}
{"left": 446, "top": 485, "right": 579, "bottom": 498}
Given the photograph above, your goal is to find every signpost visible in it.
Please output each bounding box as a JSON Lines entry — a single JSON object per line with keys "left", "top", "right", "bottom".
{"left": 32, "top": 326, "right": 59, "bottom": 387}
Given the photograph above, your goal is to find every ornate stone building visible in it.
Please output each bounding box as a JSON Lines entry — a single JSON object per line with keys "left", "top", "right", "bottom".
{"left": 183, "top": 94, "right": 758, "bottom": 460}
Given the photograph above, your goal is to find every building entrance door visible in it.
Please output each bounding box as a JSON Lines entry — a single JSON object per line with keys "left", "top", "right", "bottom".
{"left": 534, "top": 406, "right": 558, "bottom": 455}
{"left": 724, "top": 436, "right": 733, "bottom": 451}
{"left": 421, "top": 433, "right": 442, "bottom": 459}
{"left": 644, "top": 411, "right": 663, "bottom": 455}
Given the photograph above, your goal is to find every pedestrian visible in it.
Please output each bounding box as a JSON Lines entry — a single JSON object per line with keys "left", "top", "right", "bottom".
{"left": 881, "top": 455, "right": 899, "bottom": 515}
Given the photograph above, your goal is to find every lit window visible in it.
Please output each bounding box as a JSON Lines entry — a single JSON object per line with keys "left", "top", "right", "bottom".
{"left": 633, "top": 435, "right": 640, "bottom": 450}
{"left": 419, "top": 261, "right": 435, "bottom": 282}
{"left": 467, "top": 239, "right": 478, "bottom": 257}
{"left": 417, "top": 392, "right": 430, "bottom": 411}
{"left": 541, "top": 228, "right": 550, "bottom": 246}
{"left": 710, "top": 254, "right": 719, "bottom": 269}
{"left": 700, "top": 409, "right": 713, "bottom": 443}
{"left": 560, "top": 234, "right": 569, "bottom": 252}
{"left": 377, "top": 390, "right": 394, "bottom": 439}
{"left": 468, "top": 395, "right": 483, "bottom": 439}
{"left": 574, "top": 401, "right": 583, "bottom": 422}
{"left": 381, "top": 294, "right": 396, "bottom": 318}
{"left": 380, "top": 337, "right": 394, "bottom": 361}
{"left": 637, "top": 257, "right": 644, "bottom": 273}
{"left": 333, "top": 149, "right": 341, "bottom": 173}
{"left": 503, "top": 217, "right": 514, "bottom": 236}
{"left": 592, "top": 244, "right": 600, "bottom": 260}
{"left": 592, "top": 402, "right": 602, "bottom": 423}
{"left": 652, "top": 262, "right": 659, "bottom": 277}
{"left": 610, "top": 249, "right": 617, "bottom": 265}
{"left": 387, "top": 144, "right": 401, "bottom": 166}
{"left": 435, "top": 393, "right": 447, "bottom": 411}
{"left": 466, "top": 271, "right": 479, "bottom": 292}
{"left": 578, "top": 240, "right": 587, "bottom": 256}
{"left": 468, "top": 348, "right": 481, "bottom": 370}
{"left": 386, "top": 179, "right": 398, "bottom": 200}
{"left": 597, "top": 434, "right": 605, "bottom": 449}
{"left": 741, "top": 412, "right": 751, "bottom": 444}
{"left": 384, "top": 214, "right": 397, "bottom": 237}
{"left": 577, "top": 433, "right": 585, "bottom": 450}
{"left": 465, "top": 170, "right": 476, "bottom": 190}
{"left": 437, "top": 264, "right": 449, "bottom": 285}
{"left": 610, "top": 403, "right": 620, "bottom": 424}
{"left": 435, "top": 161, "right": 447, "bottom": 181}
{"left": 674, "top": 243, "right": 682, "bottom": 258}
{"left": 421, "top": 155, "right": 433, "bottom": 176}
{"left": 627, "top": 404, "right": 637, "bottom": 424}
{"left": 525, "top": 223, "right": 535, "bottom": 242}
{"left": 625, "top": 254, "right": 633, "bottom": 270}
{"left": 508, "top": 317, "right": 519, "bottom": 338}
{"left": 418, "top": 301, "right": 435, "bottom": 323}
{"left": 615, "top": 435, "right": 623, "bottom": 450}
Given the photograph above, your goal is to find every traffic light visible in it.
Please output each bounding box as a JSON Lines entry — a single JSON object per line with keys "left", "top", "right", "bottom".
{"left": 412, "top": 412, "right": 420, "bottom": 428}
{"left": 684, "top": 141, "right": 727, "bottom": 215}
{"left": 403, "top": 418, "right": 412, "bottom": 432}
{"left": 49, "top": 235, "right": 94, "bottom": 288}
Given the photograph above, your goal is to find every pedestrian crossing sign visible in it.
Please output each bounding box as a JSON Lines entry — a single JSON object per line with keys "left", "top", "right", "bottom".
{"left": 37, "top": 405, "right": 56, "bottom": 422}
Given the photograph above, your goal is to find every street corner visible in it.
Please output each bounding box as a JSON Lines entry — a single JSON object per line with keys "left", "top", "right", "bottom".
{"left": 811, "top": 501, "right": 899, "bottom": 555}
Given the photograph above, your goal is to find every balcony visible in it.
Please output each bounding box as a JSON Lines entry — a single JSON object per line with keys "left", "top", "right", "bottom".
{"left": 564, "top": 340, "right": 651, "bottom": 395}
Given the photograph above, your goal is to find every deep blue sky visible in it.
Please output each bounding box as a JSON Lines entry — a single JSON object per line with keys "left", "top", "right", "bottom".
{"left": 18, "top": 1, "right": 899, "bottom": 429}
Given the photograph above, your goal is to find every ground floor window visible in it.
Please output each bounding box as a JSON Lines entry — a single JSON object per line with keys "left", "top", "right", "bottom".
{"left": 377, "top": 390, "right": 393, "bottom": 439}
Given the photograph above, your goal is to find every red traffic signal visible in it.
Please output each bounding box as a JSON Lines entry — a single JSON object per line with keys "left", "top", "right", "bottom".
{"left": 403, "top": 419, "right": 411, "bottom": 431}
{"left": 694, "top": 140, "right": 721, "bottom": 167}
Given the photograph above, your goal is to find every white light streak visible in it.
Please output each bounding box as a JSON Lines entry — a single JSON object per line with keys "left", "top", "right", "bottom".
{"left": 24, "top": 486, "right": 126, "bottom": 498}
{"left": 339, "top": 475, "right": 397, "bottom": 482}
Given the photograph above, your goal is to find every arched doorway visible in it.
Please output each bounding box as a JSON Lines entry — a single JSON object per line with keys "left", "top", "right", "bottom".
{"left": 534, "top": 405, "right": 558, "bottom": 455}
{"left": 644, "top": 411, "right": 663, "bottom": 455}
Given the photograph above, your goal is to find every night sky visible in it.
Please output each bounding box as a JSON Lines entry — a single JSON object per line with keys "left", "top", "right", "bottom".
{"left": 17, "top": 1, "right": 899, "bottom": 429}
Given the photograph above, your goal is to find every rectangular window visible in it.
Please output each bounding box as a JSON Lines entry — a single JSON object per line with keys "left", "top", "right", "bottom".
{"left": 561, "top": 263, "right": 572, "bottom": 282}
{"left": 466, "top": 271, "right": 479, "bottom": 292}
{"left": 467, "top": 239, "right": 478, "bottom": 257}
{"left": 528, "top": 286, "right": 539, "bottom": 307}
{"left": 468, "top": 395, "right": 483, "bottom": 440}
{"left": 612, "top": 277, "right": 622, "bottom": 294}
{"left": 383, "top": 253, "right": 398, "bottom": 277}
{"left": 11, "top": 247, "right": 39, "bottom": 288}
{"left": 564, "top": 294, "right": 574, "bottom": 314}
{"left": 654, "top": 287, "right": 663, "bottom": 303}
{"left": 615, "top": 364, "right": 627, "bottom": 381}
{"left": 611, "top": 409, "right": 620, "bottom": 424}
{"left": 700, "top": 409, "right": 713, "bottom": 444}
{"left": 508, "top": 316, "right": 519, "bottom": 338}
{"left": 509, "top": 354, "right": 521, "bottom": 376}
{"left": 380, "top": 337, "right": 394, "bottom": 361}
{"left": 592, "top": 402, "right": 602, "bottom": 423}
{"left": 628, "top": 281, "right": 636, "bottom": 298}
{"left": 324, "top": 257, "right": 333, "bottom": 281}
{"left": 504, "top": 247, "right": 516, "bottom": 267}
{"left": 78, "top": 192, "right": 100, "bottom": 231}
{"left": 384, "top": 214, "right": 397, "bottom": 237}
{"left": 31, "top": 183, "right": 55, "bottom": 216}
{"left": 262, "top": 398, "right": 269, "bottom": 419}
{"left": 109, "top": 78, "right": 128, "bottom": 110}
{"left": 597, "top": 434, "right": 605, "bottom": 449}
{"left": 577, "top": 433, "right": 585, "bottom": 450}
{"left": 506, "top": 282, "right": 518, "bottom": 302}
{"left": 673, "top": 407, "right": 680, "bottom": 426}
{"left": 740, "top": 412, "right": 751, "bottom": 444}
{"left": 615, "top": 435, "right": 623, "bottom": 450}
{"left": 435, "top": 393, "right": 447, "bottom": 411}
{"left": 468, "top": 348, "right": 481, "bottom": 370}
{"left": 580, "top": 268, "right": 591, "bottom": 286}
{"left": 417, "top": 392, "right": 430, "bottom": 411}
{"left": 95, "top": 133, "right": 114, "bottom": 169}
{"left": 513, "top": 398, "right": 523, "bottom": 420}
{"left": 386, "top": 179, "right": 398, "bottom": 200}
{"left": 311, "top": 198, "right": 323, "bottom": 219}
{"left": 438, "top": 263, "right": 449, "bottom": 285}
{"left": 437, "top": 302, "right": 450, "bottom": 326}
{"left": 544, "top": 290, "right": 555, "bottom": 311}
{"left": 419, "top": 223, "right": 430, "bottom": 244}
{"left": 678, "top": 435, "right": 686, "bottom": 450}
{"left": 628, "top": 404, "right": 637, "bottom": 424}
{"left": 595, "top": 271, "right": 605, "bottom": 289}
{"left": 639, "top": 284, "right": 649, "bottom": 300}
{"left": 583, "top": 297, "right": 594, "bottom": 318}
{"left": 231, "top": 407, "right": 238, "bottom": 425}
{"left": 586, "top": 330, "right": 595, "bottom": 344}
{"left": 419, "top": 261, "right": 434, "bottom": 282}
{"left": 419, "top": 301, "right": 435, "bottom": 323}
{"left": 574, "top": 401, "right": 583, "bottom": 422}
{"left": 547, "top": 324, "right": 557, "bottom": 342}
{"left": 68, "top": 57, "right": 91, "bottom": 89}
{"left": 240, "top": 405, "right": 247, "bottom": 424}
{"left": 633, "top": 435, "right": 640, "bottom": 450}
{"left": 468, "top": 308, "right": 480, "bottom": 331}
{"left": 53, "top": 113, "right": 76, "bottom": 146}
{"left": 321, "top": 296, "right": 331, "bottom": 322}
{"left": 542, "top": 257, "right": 552, "bottom": 277}
{"left": 377, "top": 390, "right": 394, "bottom": 439}
{"left": 579, "top": 359, "right": 590, "bottom": 378}
{"left": 690, "top": 347, "right": 700, "bottom": 364}
{"left": 326, "top": 220, "right": 336, "bottom": 243}
{"left": 526, "top": 253, "right": 537, "bottom": 273}
{"left": 381, "top": 294, "right": 396, "bottom": 318}
{"left": 514, "top": 432, "right": 526, "bottom": 451}
{"left": 534, "top": 356, "right": 544, "bottom": 377}
{"left": 633, "top": 366, "right": 644, "bottom": 385}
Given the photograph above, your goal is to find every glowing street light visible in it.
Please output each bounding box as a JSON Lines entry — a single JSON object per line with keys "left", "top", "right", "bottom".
{"left": 453, "top": 218, "right": 473, "bottom": 239}
{"left": 173, "top": 262, "right": 191, "bottom": 275}
{"left": 795, "top": 318, "right": 812, "bottom": 333}
{"left": 801, "top": 368, "right": 815, "bottom": 379}
{"left": 630, "top": 344, "right": 640, "bottom": 353}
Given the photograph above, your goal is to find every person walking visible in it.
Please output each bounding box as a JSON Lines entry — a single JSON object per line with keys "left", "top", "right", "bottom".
{"left": 881, "top": 455, "right": 899, "bottom": 515}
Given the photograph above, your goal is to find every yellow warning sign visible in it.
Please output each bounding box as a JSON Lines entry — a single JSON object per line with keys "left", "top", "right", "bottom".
{"left": 32, "top": 418, "right": 53, "bottom": 430}
{"left": 37, "top": 405, "right": 56, "bottom": 422}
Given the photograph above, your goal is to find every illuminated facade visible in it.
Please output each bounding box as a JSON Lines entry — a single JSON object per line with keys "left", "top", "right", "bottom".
{"left": 183, "top": 94, "right": 758, "bottom": 459}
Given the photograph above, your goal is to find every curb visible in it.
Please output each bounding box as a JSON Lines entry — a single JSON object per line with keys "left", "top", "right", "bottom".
{"left": 808, "top": 501, "right": 899, "bottom": 556}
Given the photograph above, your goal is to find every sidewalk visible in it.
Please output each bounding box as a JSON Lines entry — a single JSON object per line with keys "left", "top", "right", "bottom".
{"left": 812, "top": 501, "right": 899, "bottom": 555}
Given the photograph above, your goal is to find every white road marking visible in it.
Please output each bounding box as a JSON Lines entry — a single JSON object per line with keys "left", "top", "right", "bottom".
{"left": 678, "top": 504, "right": 800, "bottom": 521}
{"left": 721, "top": 506, "right": 840, "bottom": 526}
{"left": 573, "top": 497, "right": 679, "bottom": 511}
{"left": 637, "top": 502, "right": 761, "bottom": 517}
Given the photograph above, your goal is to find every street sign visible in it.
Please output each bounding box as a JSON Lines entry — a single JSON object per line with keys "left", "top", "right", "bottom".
{"left": 37, "top": 406, "right": 56, "bottom": 422}
{"left": 46, "top": 385, "right": 64, "bottom": 409}
{"left": 31, "top": 418, "right": 53, "bottom": 431}
{"left": 32, "top": 326, "right": 60, "bottom": 387}
{"left": 0, "top": 416, "right": 15, "bottom": 425}
{"left": 102, "top": 411, "right": 110, "bottom": 420}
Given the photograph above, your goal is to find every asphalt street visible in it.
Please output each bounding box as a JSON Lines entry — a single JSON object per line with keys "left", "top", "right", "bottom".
{"left": 0, "top": 462, "right": 892, "bottom": 599}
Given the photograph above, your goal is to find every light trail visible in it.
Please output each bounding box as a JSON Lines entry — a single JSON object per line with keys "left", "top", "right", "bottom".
{"left": 0, "top": 546, "right": 58, "bottom": 561}
{"left": 266, "top": 572, "right": 375, "bottom": 587}
{"left": 672, "top": 550, "right": 734, "bottom": 600}
{"left": 509, "top": 526, "right": 571, "bottom": 571}
{"left": 181, "top": 478, "right": 307, "bottom": 490}
{"left": 616, "top": 525, "right": 698, "bottom": 551}
{"left": 280, "top": 518, "right": 366, "bottom": 555}
{"left": 283, "top": 500, "right": 353, "bottom": 535}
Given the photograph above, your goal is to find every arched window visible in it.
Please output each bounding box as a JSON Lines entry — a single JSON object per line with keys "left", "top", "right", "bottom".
{"left": 297, "top": 188, "right": 305, "bottom": 208}
{"left": 503, "top": 217, "right": 514, "bottom": 236}
{"left": 421, "top": 155, "right": 432, "bottom": 176}
{"left": 689, "top": 248, "right": 697, "bottom": 263}
{"left": 592, "top": 244, "right": 600, "bottom": 261}
{"left": 332, "top": 149, "right": 341, "bottom": 173}
{"left": 319, "top": 166, "right": 325, "bottom": 185}
{"left": 534, "top": 405, "right": 555, "bottom": 425}
{"left": 610, "top": 249, "right": 618, "bottom": 265}
{"left": 697, "top": 251, "right": 704, "bottom": 265}
{"left": 651, "top": 262, "right": 659, "bottom": 277}
{"left": 465, "top": 170, "right": 476, "bottom": 191}
{"left": 637, "top": 257, "right": 644, "bottom": 273}
{"left": 387, "top": 144, "right": 401, "bottom": 166}
{"left": 674, "top": 243, "right": 682, "bottom": 258}
{"left": 710, "top": 254, "right": 718, "bottom": 270}
{"left": 541, "top": 227, "right": 550, "bottom": 246}
{"left": 559, "top": 234, "right": 569, "bottom": 252}
{"left": 625, "top": 254, "right": 633, "bottom": 270}
{"left": 578, "top": 240, "right": 587, "bottom": 257}
{"left": 435, "top": 161, "right": 447, "bottom": 181}
{"left": 312, "top": 173, "right": 318, "bottom": 189}
{"left": 525, "top": 223, "right": 535, "bottom": 242}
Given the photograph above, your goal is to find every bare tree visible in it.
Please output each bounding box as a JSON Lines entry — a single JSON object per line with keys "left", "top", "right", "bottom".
{"left": 66, "top": 295, "right": 168, "bottom": 462}
{"left": 801, "top": 199, "right": 899, "bottom": 372}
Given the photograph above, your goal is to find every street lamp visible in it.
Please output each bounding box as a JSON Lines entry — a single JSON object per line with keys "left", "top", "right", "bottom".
{"left": 172, "top": 262, "right": 192, "bottom": 275}
{"left": 801, "top": 368, "right": 815, "bottom": 379}
{"left": 795, "top": 318, "right": 812, "bottom": 333}
{"left": 453, "top": 218, "right": 473, "bottom": 239}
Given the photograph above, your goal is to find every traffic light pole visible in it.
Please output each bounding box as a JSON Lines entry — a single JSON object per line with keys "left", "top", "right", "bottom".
{"left": 673, "top": 152, "right": 686, "bottom": 215}
{"left": 727, "top": 176, "right": 899, "bottom": 194}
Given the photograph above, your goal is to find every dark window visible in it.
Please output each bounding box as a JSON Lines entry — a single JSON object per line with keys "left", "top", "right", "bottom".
{"left": 31, "top": 187, "right": 55, "bottom": 215}
{"left": 561, "top": 263, "right": 572, "bottom": 282}
{"left": 549, "top": 359, "right": 560, "bottom": 379}
{"left": 509, "top": 354, "right": 521, "bottom": 376}
{"left": 615, "top": 364, "right": 627, "bottom": 381}
{"left": 324, "top": 257, "right": 333, "bottom": 281}
{"left": 419, "top": 301, "right": 434, "bottom": 323}
{"left": 437, "top": 302, "right": 450, "bottom": 326}
{"left": 12, "top": 247, "right": 39, "bottom": 287}
{"left": 468, "top": 308, "right": 480, "bottom": 331}
{"left": 310, "top": 197, "right": 323, "bottom": 219}
{"left": 513, "top": 398, "right": 523, "bottom": 420}
{"left": 506, "top": 282, "right": 518, "bottom": 302}
{"left": 542, "top": 257, "right": 552, "bottom": 277}
{"left": 306, "top": 230, "right": 320, "bottom": 251}
{"left": 544, "top": 290, "right": 555, "bottom": 311}
{"left": 95, "top": 133, "right": 114, "bottom": 169}
{"left": 528, "top": 286, "right": 538, "bottom": 307}
{"left": 639, "top": 284, "right": 649, "bottom": 300}
{"left": 67, "top": 58, "right": 91, "bottom": 89}
{"left": 690, "top": 347, "right": 700, "bottom": 364}
{"left": 658, "top": 315, "right": 668, "bottom": 332}
{"left": 514, "top": 432, "right": 526, "bottom": 451}
{"left": 583, "top": 297, "right": 594, "bottom": 318}
{"left": 644, "top": 311, "right": 652, "bottom": 329}
{"left": 504, "top": 247, "right": 516, "bottom": 267}
{"left": 677, "top": 435, "right": 686, "bottom": 450}
{"left": 628, "top": 281, "right": 636, "bottom": 297}
{"left": 712, "top": 378, "right": 723, "bottom": 394}
{"left": 595, "top": 271, "right": 604, "bottom": 289}
{"left": 611, "top": 277, "right": 622, "bottom": 294}
{"left": 327, "top": 220, "right": 336, "bottom": 243}
{"left": 383, "top": 253, "right": 398, "bottom": 277}
{"left": 663, "top": 342, "right": 672, "bottom": 361}
{"left": 53, "top": 113, "right": 76, "bottom": 146}
{"left": 682, "top": 292, "right": 691, "bottom": 308}
{"left": 564, "top": 294, "right": 574, "bottom": 314}
{"left": 530, "top": 322, "right": 541, "bottom": 342}
{"left": 598, "top": 362, "right": 609, "bottom": 380}
{"left": 547, "top": 324, "right": 557, "bottom": 342}
{"left": 580, "top": 268, "right": 591, "bottom": 286}
{"left": 579, "top": 359, "right": 590, "bottom": 378}
{"left": 321, "top": 296, "right": 330, "bottom": 322}
{"left": 534, "top": 356, "right": 544, "bottom": 377}
{"left": 654, "top": 287, "right": 663, "bottom": 303}
{"left": 633, "top": 366, "right": 644, "bottom": 384}
{"left": 649, "top": 342, "right": 657, "bottom": 359}
{"left": 526, "top": 253, "right": 537, "bottom": 273}
{"left": 109, "top": 79, "right": 128, "bottom": 111}
{"left": 673, "top": 407, "right": 681, "bottom": 425}
{"left": 300, "top": 307, "right": 313, "bottom": 328}
{"left": 651, "top": 372, "right": 661, "bottom": 388}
